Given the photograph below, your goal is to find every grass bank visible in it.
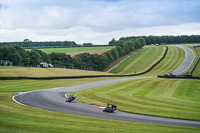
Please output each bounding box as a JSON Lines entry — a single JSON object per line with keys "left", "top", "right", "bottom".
{"left": 0, "top": 67, "right": 113, "bottom": 77}
{"left": 177, "top": 44, "right": 200, "bottom": 76}
{"left": 0, "top": 78, "right": 199, "bottom": 133}
{"left": 109, "top": 45, "right": 185, "bottom": 76}
{"left": 187, "top": 45, "right": 200, "bottom": 77}
{"left": 110, "top": 46, "right": 165, "bottom": 74}
{"left": 73, "top": 78, "right": 200, "bottom": 121}
{"left": 144, "top": 46, "right": 185, "bottom": 76}
{"left": 193, "top": 61, "right": 200, "bottom": 77}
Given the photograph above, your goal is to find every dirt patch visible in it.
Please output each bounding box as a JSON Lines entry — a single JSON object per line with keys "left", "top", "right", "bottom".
{"left": 67, "top": 50, "right": 109, "bottom": 57}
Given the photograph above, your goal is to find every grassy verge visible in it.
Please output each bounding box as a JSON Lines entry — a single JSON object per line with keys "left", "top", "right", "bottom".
{"left": 179, "top": 45, "right": 200, "bottom": 75}
{"left": 0, "top": 67, "right": 113, "bottom": 77}
{"left": 144, "top": 46, "right": 185, "bottom": 76}
{"left": 193, "top": 61, "right": 200, "bottom": 77}
{"left": 27, "top": 46, "right": 115, "bottom": 54}
{"left": 186, "top": 46, "right": 200, "bottom": 76}
{"left": 110, "top": 46, "right": 165, "bottom": 74}
{"left": 73, "top": 78, "right": 200, "bottom": 121}
{"left": 0, "top": 78, "right": 199, "bottom": 133}
{"left": 110, "top": 45, "right": 186, "bottom": 76}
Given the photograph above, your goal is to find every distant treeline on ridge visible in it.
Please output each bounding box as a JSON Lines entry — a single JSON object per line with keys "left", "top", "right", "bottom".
{"left": 0, "top": 39, "right": 77, "bottom": 48}
{"left": 109, "top": 35, "right": 200, "bottom": 45}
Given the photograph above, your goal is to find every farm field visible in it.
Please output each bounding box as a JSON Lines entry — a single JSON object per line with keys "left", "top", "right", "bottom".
{"left": 73, "top": 78, "right": 200, "bottom": 121}
{"left": 1, "top": 78, "right": 199, "bottom": 133}
{"left": 0, "top": 67, "right": 112, "bottom": 77}
{"left": 27, "top": 46, "right": 115, "bottom": 54}
{"left": 68, "top": 49, "right": 108, "bottom": 56}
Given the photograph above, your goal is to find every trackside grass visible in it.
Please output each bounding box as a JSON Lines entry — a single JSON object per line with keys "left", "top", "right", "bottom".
{"left": 144, "top": 46, "right": 185, "bottom": 76}
{"left": 178, "top": 45, "right": 200, "bottom": 75}
{"left": 1, "top": 44, "right": 200, "bottom": 132}
{"left": 27, "top": 46, "right": 115, "bottom": 54}
{"left": 186, "top": 45, "right": 200, "bottom": 77}
{"left": 193, "top": 61, "right": 200, "bottom": 77}
{"left": 0, "top": 67, "right": 113, "bottom": 77}
{"left": 110, "top": 45, "right": 185, "bottom": 76}
{"left": 0, "top": 78, "right": 199, "bottom": 133}
{"left": 73, "top": 78, "right": 200, "bottom": 121}
{"left": 110, "top": 46, "right": 165, "bottom": 74}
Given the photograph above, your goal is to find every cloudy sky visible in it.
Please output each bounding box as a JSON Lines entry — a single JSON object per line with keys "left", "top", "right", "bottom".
{"left": 0, "top": 0, "right": 200, "bottom": 44}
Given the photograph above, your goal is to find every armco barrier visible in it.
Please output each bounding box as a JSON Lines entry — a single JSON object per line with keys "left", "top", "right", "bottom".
{"left": 190, "top": 56, "right": 200, "bottom": 75}
{"left": 0, "top": 46, "right": 168, "bottom": 80}
{"left": 193, "top": 45, "right": 200, "bottom": 48}
{"left": 158, "top": 75, "right": 200, "bottom": 79}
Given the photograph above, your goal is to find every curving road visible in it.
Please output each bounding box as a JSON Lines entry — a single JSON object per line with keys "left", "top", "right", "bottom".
{"left": 13, "top": 77, "right": 200, "bottom": 128}
{"left": 172, "top": 45, "right": 194, "bottom": 75}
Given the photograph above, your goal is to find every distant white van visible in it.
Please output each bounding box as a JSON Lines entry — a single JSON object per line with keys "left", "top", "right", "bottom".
{"left": 40, "top": 62, "right": 53, "bottom": 68}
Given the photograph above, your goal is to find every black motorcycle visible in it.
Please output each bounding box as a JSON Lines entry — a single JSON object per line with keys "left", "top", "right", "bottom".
{"left": 66, "top": 95, "right": 76, "bottom": 102}
{"left": 103, "top": 103, "right": 117, "bottom": 113}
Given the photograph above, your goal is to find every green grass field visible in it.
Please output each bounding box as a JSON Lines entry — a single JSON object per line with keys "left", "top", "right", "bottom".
{"left": 1, "top": 44, "right": 200, "bottom": 132}
{"left": 193, "top": 61, "right": 200, "bottom": 77}
{"left": 110, "top": 46, "right": 166, "bottom": 74}
{"left": 179, "top": 45, "right": 200, "bottom": 76}
{"left": 0, "top": 67, "right": 112, "bottom": 77}
{"left": 73, "top": 78, "right": 200, "bottom": 121}
{"left": 188, "top": 46, "right": 200, "bottom": 77}
{"left": 144, "top": 46, "right": 185, "bottom": 76}
{"left": 110, "top": 45, "right": 185, "bottom": 76}
{"left": 1, "top": 78, "right": 199, "bottom": 133}
{"left": 27, "top": 46, "right": 115, "bottom": 54}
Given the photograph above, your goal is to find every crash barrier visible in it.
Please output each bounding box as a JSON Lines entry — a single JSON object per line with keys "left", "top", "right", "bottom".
{"left": 190, "top": 56, "right": 200, "bottom": 75}
{"left": 158, "top": 75, "right": 200, "bottom": 79}
{"left": 0, "top": 46, "right": 168, "bottom": 80}
{"left": 193, "top": 45, "right": 200, "bottom": 48}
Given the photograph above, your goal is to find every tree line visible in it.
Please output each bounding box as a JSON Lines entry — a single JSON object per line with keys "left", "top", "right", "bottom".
{"left": 0, "top": 39, "right": 100, "bottom": 48}
{"left": 0, "top": 38, "right": 145, "bottom": 71}
{"left": 109, "top": 35, "right": 200, "bottom": 45}
{"left": 0, "top": 39, "right": 77, "bottom": 48}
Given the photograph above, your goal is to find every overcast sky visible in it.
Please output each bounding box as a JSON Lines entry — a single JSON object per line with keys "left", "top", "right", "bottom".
{"left": 0, "top": 0, "right": 200, "bottom": 44}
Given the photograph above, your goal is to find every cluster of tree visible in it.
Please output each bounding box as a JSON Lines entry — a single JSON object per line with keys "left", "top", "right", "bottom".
{"left": 0, "top": 39, "right": 77, "bottom": 48}
{"left": 0, "top": 45, "right": 51, "bottom": 66}
{"left": 109, "top": 35, "right": 200, "bottom": 45}
{"left": 72, "top": 38, "right": 145, "bottom": 70}
{"left": 83, "top": 43, "right": 93, "bottom": 47}
{"left": 0, "top": 38, "right": 145, "bottom": 71}
{"left": 144, "top": 35, "right": 200, "bottom": 45}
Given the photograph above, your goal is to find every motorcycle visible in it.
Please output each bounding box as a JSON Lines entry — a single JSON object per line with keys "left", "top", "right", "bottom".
{"left": 66, "top": 94, "right": 76, "bottom": 102}
{"left": 103, "top": 103, "right": 117, "bottom": 113}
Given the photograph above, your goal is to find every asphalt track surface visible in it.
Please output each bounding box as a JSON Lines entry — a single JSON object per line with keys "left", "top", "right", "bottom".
{"left": 13, "top": 45, "right": 200, "bottom": 128}
{"left": 14, "top": 77, "right": 200, "bottom": 128}
{"left": 172, "top": 45, "right": 194, "bottom": 75}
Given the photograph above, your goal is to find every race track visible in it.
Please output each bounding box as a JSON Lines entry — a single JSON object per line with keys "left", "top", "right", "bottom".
{"left": 172, "top": 45, "right": 194, "bottom": 75}
{"left": 13, "top": 77, "right": 200, "bottom": 128}
{"left": 13, "top": 45, "right": 200, "bottom": 128}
